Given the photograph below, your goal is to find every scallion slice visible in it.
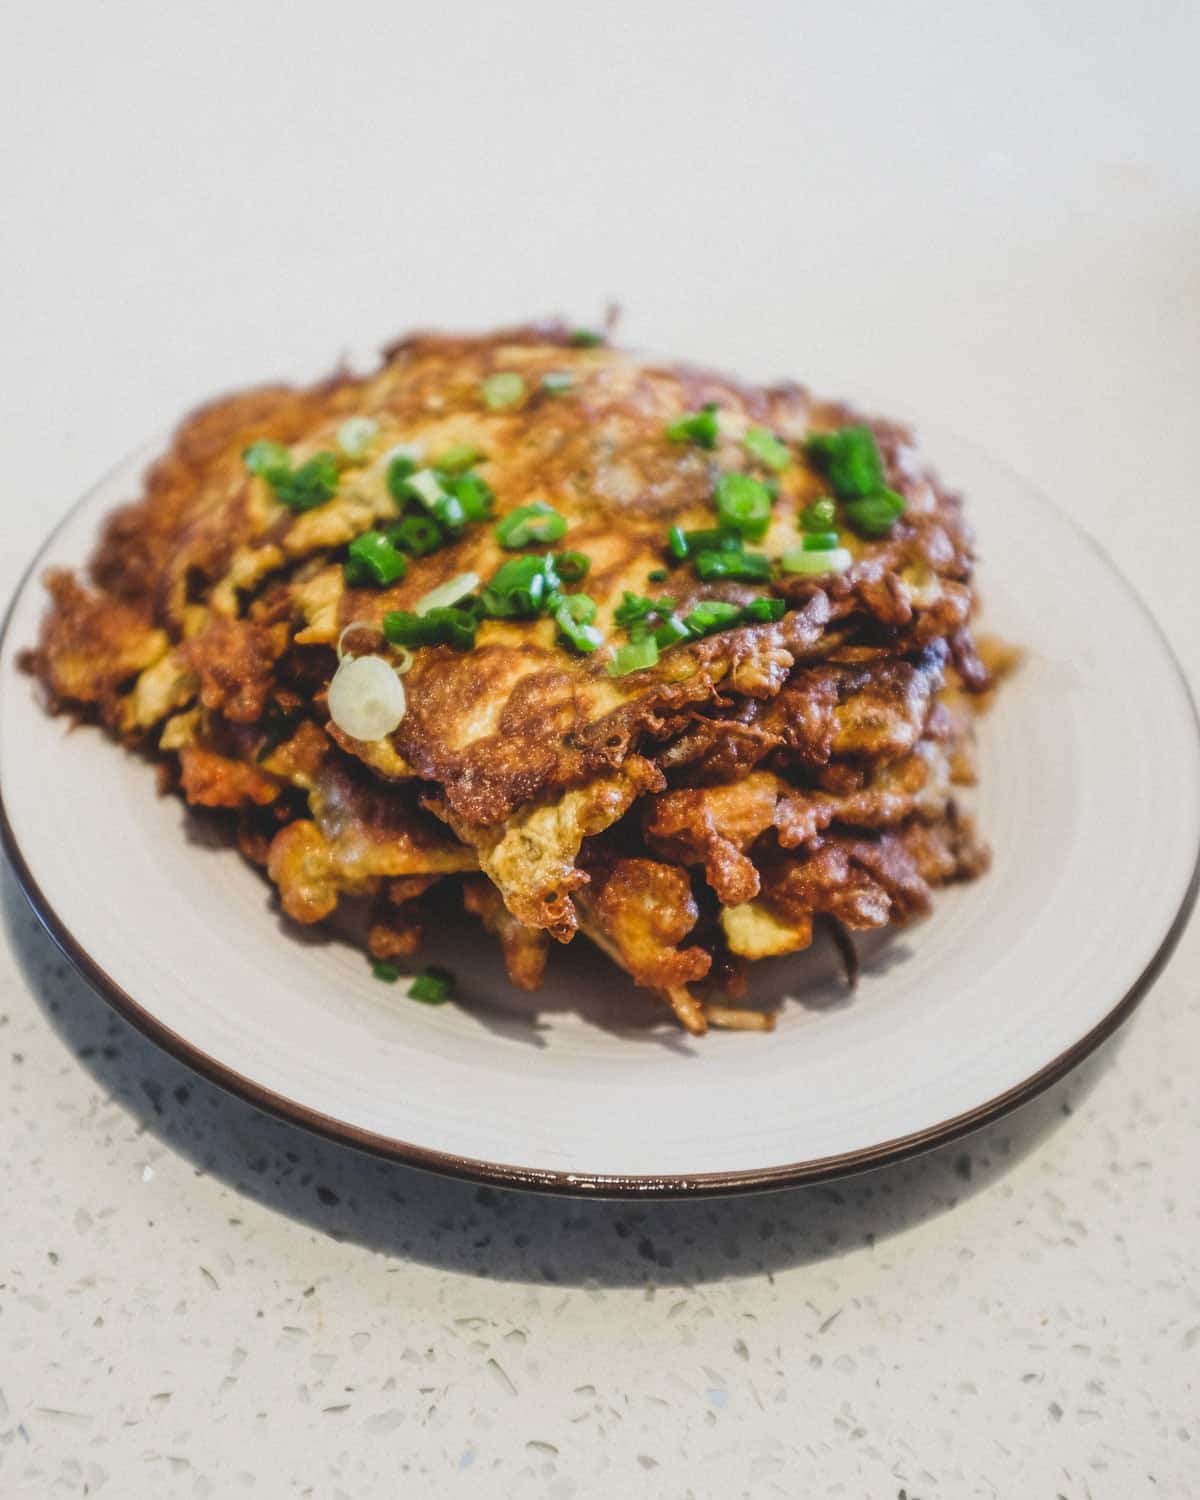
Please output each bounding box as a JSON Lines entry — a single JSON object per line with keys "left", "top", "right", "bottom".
{"left": 415, "top": 572, "right": 481, "bottom": 614}
{"left": 800, "top": 497, "right": 838, "bottom": 532}
{"left": 382, "top": 607, "right": 478, "bottom": 650}
{"left": 779, "top": 546, "right": 853, "bottom": 576}
{"left": 271, "top": 452, "right": 340, "bottom": 512}
{"left": 666, "top": 403, "right": 719, "bottom": 450}
{"left": 843, "top": 489, "right": 906, "bottom": 536}
{"left": 344, "top": 530, "right": 408, "bottom": 587}
{"left": 481, "top": 372, "right": 526, "bottom": 409}
{"left": 243, "top": 439, "right": 291, "bottom": 478}
{"left": 553, "top": 550, "right": 591, "bottom": 584}
{"left": 806, "top": 425, "right": 885, "bottom": 499}
{"left": 693, "top": 549, "right": 771, "bottom": 582}
{"left": 607, "top": 637, "right": 659, "bottom": 676}
{"left": 683, "top": 600, "right": 743, "bottom": 636}
{"left": 409, "top": 966, "right": 454, "bottom": 1004}
{"left": 713, "top": 471, "right": 774, "bottom": 540}
{"left": 743, "top": 427, "right": 791, "bottom": 471}
{"left": 801, "top": 530, "right": 840, "bottom": 551}
{"left": 433, "top": 443, "right": 484, "bottom": 472}
{"left": 480, "top": 554, "right": 561, "bottom": 618}
{"left": 541, "top": 371, "right": 575, "bottom": 394}
{"left": 387, "top": 514, "right": 442, "bottom": 556}
{"left": 495, "top": 502, "right": 568, "bottom": 548}
{"left": 337, "top": 416, "right": 379, "bottom": 461}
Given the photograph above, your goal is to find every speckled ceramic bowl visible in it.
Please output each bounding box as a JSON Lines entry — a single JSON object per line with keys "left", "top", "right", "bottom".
{"left": 2, "top": 422, "right": 1197, "bottom": 1195}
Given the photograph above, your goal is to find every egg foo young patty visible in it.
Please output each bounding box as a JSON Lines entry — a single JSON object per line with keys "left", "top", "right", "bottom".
{"left": 25, "top": 322, "right": 1009, "bottom": 1032}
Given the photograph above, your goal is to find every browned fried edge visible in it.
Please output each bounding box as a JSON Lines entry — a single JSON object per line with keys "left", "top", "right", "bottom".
{"left": 3, "top": 443, "right": 1199, "bottom": 1200}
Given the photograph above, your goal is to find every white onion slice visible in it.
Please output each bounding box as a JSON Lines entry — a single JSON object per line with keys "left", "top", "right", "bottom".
{"left": 328, "top": 654, "right": 407, "bottom": 741}
{"left": 415, "top": 572, "right": 480, "bottom": 614}
{"left": 336, "top": 619, "right": 379, "bottom": 662}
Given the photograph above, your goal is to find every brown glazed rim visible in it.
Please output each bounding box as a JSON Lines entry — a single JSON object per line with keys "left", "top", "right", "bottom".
{"left": 2, "top": 441, "right": 1199, "bottom": 1199}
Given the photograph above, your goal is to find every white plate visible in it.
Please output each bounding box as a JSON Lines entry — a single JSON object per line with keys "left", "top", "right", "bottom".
{"left": 2, "top": 423, "right": 1197, "bottom": 1195}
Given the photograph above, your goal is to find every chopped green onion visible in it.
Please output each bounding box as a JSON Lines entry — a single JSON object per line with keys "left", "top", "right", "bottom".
{"left": 495, "top": 502, "right": 568, "bottom": 548}
{"left": 409, "top": 966, "right": 454, "bottom": 1004}
{"left": 433, "top": 493, "right": 468, "bottom": 534}
{"left": 433, "top": 443, "right": 484, "bottom": 472}
{"left": 741, "top": 597, "right": 786, "bottom": 623}
{"left": 614, "top": 592, "right": 677, "bottom": 632}
{"left": 541, "top": 371, "right": 575, "bottom": 394}
{"left": 653, "top": 613, "right": 693, "bottom": 648}
{"left": 386, "top": 450, "right": 422, "bottom": 502}
{"left": 683, "top": 600, "right": 743, "bottom": 636}
{"left": 672, "top": 526, "right": 744, "bottom": 559}
{"left": 800, "top": 497, "right": 838, "bottom": 532}
{"left": 743, "top": 427, "right": 791, "bottom": 471}
{"left": 568, "top": 328, "right": 604, "bottom": 347}
{"left": 345, "top": 531, "right": 408, "bottom": 587}
{"left": 647, "top": 568, "right": 669, "bottom": 583}
{"left": 445, "top": 470, "right": 494, "bottom": 521}
{"left": 271, "top": 452, "right": 340, "bottom": 512}
{"left": 415, "top": 572, "right": 481, "bottom": 614}
{"left": 806, "top": 425, "right": 885, "bottom": 499}
{"left": 779, "top": 546, "right": 853, "bottom": 576}
{"left": 607, "top": 637, "right": 659, "bottom": 676}
{"left": 553, "top": 593, "right": 603, "bottom": 653}
{"left": 693, "top": 549, "right": 771, "bottom": 582}
{"left": 337, "top": 416, "right": 379, "bottom": 461}
{"left": 399, "top": 467, "right": 450, "bottom": 511}
{"left": 387, "top": 514, "right": 442, "bottom": 556}
{"left": 553, "top": 550, "right": 591, "bottom": 584}
{"left": 382, "top": 606, "right": 478, "bottom": 650}
{"left": 843, "top": 488, "right": 906, "bottom": 536}
{"left": 666, "top": 403, "right": 719, "bottom": 450}
{"left": 372, "top": 961, "right": 401, "bottom": 983}
{"left": 801, "top": 530, "right": 840, "bottom": 551}
{"left": 243, "top": 439, "right": 291, "bottom": 478}
{"left": 480, "top": 554, "right": 561, "bottom": 618}
{"left": 713, "top": 471, "right": 774, "bottom": 540}
{"left": 480, "top": 371, "right": 526, "bottom": 410}
{"left": 667, "top": 526, "right": 690, "bottom": 561}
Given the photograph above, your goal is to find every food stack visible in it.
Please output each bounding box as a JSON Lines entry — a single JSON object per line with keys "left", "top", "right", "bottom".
{"left": 29, "top": 325, "right": 1006, "bottom": 1031}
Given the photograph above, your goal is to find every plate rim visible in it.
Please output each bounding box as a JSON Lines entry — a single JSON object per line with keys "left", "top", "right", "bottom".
{"left": 3, "top": 439, "right": 1199, "bottom": 1199}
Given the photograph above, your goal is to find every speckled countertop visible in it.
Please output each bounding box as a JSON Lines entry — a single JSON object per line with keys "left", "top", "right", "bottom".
{"left": 2, "top": 4, "right": 1199, "bottom": 1496}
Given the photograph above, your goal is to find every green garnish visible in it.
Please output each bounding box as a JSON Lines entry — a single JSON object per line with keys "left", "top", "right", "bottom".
{"left": 345, "top": 531, "right": 408, "bottom": 587}
{"left": 666, "top": 525, "right": 742, "bottom": 560}
{"left": 683, "top": 600, "right": 742, "bottom": 636}
{"left": 337, "top": 416, "right": 379, "bottom": 461}
{"left": 614, "top": 592, "right": 677, "bottom": 635}
{"left": 553, "top": 550, "right": 591, "bottom": 584}
{"left": 388, "top": 514, "right": 442, "bottom": 556}
{"left": 372, "top": 961, "right": 401, "bottom": 983}
{"left": 743, "top": 428, "right": 791, "bottom": 471}
{"left": 666, "top": 403, "right": 719, "bottom": 450}
{"left": 843, "top": 489, "right": 906, "bottom": 536}
{"left": 806, "top": 424, "right": 885, "bottom": 499}
{"left": 652, "top": 613, "right": 692, "bottom": 648}
{"left": 713, "top": 472, "right": 774, "bottom": 540}
{"left": 409, "top": 966, "right": 454, "bottom": 1004}
{"left": 445, "top": 470, "right": 494, "bottom": 521}
{"left": 382, "top": 606, "right": 478, "bottom": 650}
{"left": 243, "top": 439, "right": 291, "bottom": 478}
{"left": 398, "top": 468, "right": 449, "bottom": 510}
{"left": 608, "top": 637, "right": 659, "bottom": 676}
{"left": 647, "top": 568, "right": 669, "bottom": 583}
{"left": 480, "top": 553, "right": 561, "bottom": 617}
{"left": 433, "top": 443, "right": 484, "bottom": 472}
{"left": 779, "top": 545, "right": 853, "bottom": 576}
{"left": 481, "top": 372, "right": 526, "bottom": 409}
{"left": 740, "top": 597, "right": 786, "bottom": 623}
{"left": 801, "top": 530, "right": 840, "bottom": 551}
{"left": 800, "top": 497, "right": 837, "bottom": 532}
{"left": 270, "top": 452, "right": 341, "bottom": 513}
{"left": 541, "top": 371, "right": 575, "bottom": 394}
{"left": 553, "top": 593, "right": 603, "bottom": 654}
{"left": 568, "top": 328, "right": 604, "bottom": 347}
{"left": 386, "top": 451, "right": 421, "bottom": 502}
{"left": 495, "top": 502, "right": 568, "bottom": 549}
{"left": 693, "top": 549, "right": 771, "bottom": 582}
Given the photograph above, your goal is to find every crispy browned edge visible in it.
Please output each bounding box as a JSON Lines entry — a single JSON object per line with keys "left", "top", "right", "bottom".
{"left": 3, "top": 440, "right": 1198, "bottom": 1198}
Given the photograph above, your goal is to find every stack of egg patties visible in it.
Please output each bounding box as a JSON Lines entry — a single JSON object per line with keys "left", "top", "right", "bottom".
{"left": 30, "top": 324, "right": 1008, "bottom": 1032}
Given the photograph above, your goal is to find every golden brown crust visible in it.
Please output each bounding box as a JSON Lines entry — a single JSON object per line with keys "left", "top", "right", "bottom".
{"left": 26, "top": 323, "right": 1007, "bottom": 1029}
